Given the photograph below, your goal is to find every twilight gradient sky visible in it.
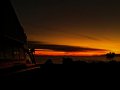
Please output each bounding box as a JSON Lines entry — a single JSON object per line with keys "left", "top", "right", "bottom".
{"left": 11, "top": 0, "right": 120, "bottom": 56}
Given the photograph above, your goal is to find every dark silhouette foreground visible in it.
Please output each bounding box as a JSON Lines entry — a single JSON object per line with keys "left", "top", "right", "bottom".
{"left": 106, "top": 52, "right": 116, "bottom": 61}
{"left": 1, "top": 57, "right": 120, "bottom": 81}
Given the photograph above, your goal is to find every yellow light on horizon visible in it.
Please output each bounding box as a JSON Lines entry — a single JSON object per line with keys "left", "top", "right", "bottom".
{"left": 35, "top": 49, "right": 108, "bottom": 56}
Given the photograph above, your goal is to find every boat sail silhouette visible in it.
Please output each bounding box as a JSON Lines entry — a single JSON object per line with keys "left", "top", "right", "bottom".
{"left": 0, "top": 0, "right": 36, "bottom": 69}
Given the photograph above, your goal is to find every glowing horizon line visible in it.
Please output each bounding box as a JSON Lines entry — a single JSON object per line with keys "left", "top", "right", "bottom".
{"left": 34, "top": 49, "right": 108, "bottom": 56}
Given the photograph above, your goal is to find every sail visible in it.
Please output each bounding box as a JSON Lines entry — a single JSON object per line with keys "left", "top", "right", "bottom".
{"left": 1, "top": 0, "right": 27, "bottom": 44}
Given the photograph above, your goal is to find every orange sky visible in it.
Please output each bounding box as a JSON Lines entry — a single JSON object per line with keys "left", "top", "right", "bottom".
{"left": 12, "top": 0, "right": 120, "bottom": 56}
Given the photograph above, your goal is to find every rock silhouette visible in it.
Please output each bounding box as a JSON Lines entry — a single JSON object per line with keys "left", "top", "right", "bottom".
{"left": 106, "top": 52, "right": 116, "bottom": 61}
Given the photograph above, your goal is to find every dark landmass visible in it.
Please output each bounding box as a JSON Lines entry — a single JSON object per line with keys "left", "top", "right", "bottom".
{"left": 1, "top": 58, "right": 120, "bottom": 82}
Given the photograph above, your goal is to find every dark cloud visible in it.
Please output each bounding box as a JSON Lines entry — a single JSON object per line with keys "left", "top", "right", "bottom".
{"left": 28, "top": 41, "right": 108, "bottom": 52}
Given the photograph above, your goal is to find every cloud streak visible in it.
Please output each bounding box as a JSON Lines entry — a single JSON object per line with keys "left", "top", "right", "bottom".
{"left": 79, "top": 34, "right": 101, "bottom": 41}
{"left": 28, "top": 41, "right": 108, "bottom": 52}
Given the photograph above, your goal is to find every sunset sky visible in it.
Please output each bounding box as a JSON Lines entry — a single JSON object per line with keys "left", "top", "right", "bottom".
{"left": 11, "top": 0, "right": 120, "bottom": 56}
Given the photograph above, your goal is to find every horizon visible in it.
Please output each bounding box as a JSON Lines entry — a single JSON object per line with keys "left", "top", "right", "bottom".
{"left": 34, "top": 49, "right": 108, "bottom": 56}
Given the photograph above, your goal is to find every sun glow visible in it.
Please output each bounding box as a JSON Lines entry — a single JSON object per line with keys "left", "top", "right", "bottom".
{"left": 35, "top": 49, "right": 108, "bottom": 56}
